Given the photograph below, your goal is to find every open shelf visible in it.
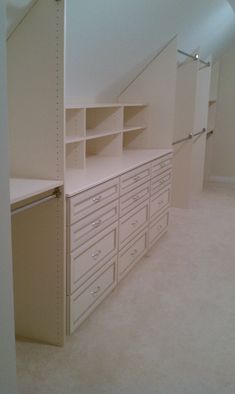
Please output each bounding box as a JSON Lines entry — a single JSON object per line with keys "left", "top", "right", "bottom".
{"left": 66, "top": 108, "right": 85, "bottom": 140}
{"left": 86, "top": 134, "right": 122, "bottom": 157}
{"left": 123, "top": 105, "right": 147, "bottom": 129}
{"left": 66, "top": 141, "right": 85, "bottom": 169}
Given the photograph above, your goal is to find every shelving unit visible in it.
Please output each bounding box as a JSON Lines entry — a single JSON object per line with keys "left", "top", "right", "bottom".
{"left": 65, "top": 104, "right": 147, "bottom": 172}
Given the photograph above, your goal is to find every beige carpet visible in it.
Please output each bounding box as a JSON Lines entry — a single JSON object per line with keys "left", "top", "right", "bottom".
{"left": 16, "top": 182, "right": 235, "bottom": 394}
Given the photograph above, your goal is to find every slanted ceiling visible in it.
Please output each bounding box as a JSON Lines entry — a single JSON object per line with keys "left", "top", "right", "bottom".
{"left": 65, "top": 0, "right": 235, "bottom": 100}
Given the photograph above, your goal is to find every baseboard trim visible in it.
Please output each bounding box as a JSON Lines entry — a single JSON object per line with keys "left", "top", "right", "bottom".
{"left": 209, "top": 176, "right": 235, "bottom": 184}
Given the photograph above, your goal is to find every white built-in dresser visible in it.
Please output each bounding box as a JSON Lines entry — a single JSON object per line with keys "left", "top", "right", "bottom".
{"left": 65, "top": 103, "right": 172, "bottom": 334}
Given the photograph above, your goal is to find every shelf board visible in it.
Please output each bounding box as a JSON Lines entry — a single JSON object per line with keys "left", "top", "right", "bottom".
{"left": 65, "top": 148, "right": 172, "bottom": 196}
{"left": 123, "top": 126, "right": 146, "bottom": 133}
{"left": 66, "top": 103, "right": 147, "bottom": 110}
{"left": 10, "top": 178, "right": 63, "bottom": 205}
{"left": 86, "top": 129, "right": 122, "bottom": 140}
{"left": 66, "top": 136, "right": 85, "bottom": 144}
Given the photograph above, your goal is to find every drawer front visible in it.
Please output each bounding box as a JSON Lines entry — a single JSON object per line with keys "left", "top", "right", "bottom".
{"left": 120, "top": 164, "right": 151, "bottom": 195}
{"left": 150, "top": 188, "right": 170, "bottom": 219}
{"left": 68, "top": 178, "right": 119, "bottom": 225}
{"left": 120, "top": 181, "right": 150, "bottom": 217}
{"left": 119, "top": 201, "right": 149, "bottom": 248}
{"left": 69, "top": 223, "right": 118, "bottom": 293}
{"left": 118, "top": 229, "right": 148, "bottom": 282}
{"left": 151, "top": 170, "right": 172, "bottom": 196}
{"left": 68, "top": 200, "right": 119, "bottom": 251}
{"left": 151, "top": 154, "right": 172, "bottom": 178}
{"left": 149, "top": 210, "right": 169, "bottom": 248}
{"left": 68, "top": 257, "right": 117, "bottom": 334}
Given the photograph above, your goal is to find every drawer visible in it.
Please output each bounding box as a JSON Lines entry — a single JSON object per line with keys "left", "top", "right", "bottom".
{"left": 68, "top": 223, "right": 118, "bottom": 294}
{"left": 68, "top": 200, "right": 119, "bottom": 251}
{"left": 151, "top": 170, "right": 172, "bottom": 196}
{"left": 150, "top": 188, "right": 170, "bottom": 219}
{"left": 151, "top": 154, "right": 172, "bottom": 178}
{"left": 149, "top": 210, "right": 169, "bottom": 248}
{"left": 118, "top": 229, "right": 148, "bottom": 282}
{"left": 120, "top": 164, "right": 151, "bottom": 195}
{"left": 67, "top": 178, "right": 119, "bottom": 225}
{"left": 68, "top": 256, "right": 117, "bottom": 334}
{"left": 120, "top": 181, "right": 150, "bottom": 217}
{"left": 119, "top": 200, "right": 149, "bottom": 248}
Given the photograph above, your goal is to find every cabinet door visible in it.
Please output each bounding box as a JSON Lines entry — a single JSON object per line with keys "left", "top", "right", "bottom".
{"left": 68, "top": 223, "right": 118, "bottom": 294}
{"left": 149, "top": 210, "right": 169, "bottom": 248}
{"left": 150, "top": 188, "right": 170, "bottom": 220}
{"left": 119, "top": 200, "right": 149, "bottom": 248}
{"left": 68, "top": 177, "right": 119, "bottom": 225}
{"left": 151, "top": 154, "right": 172, "bottom": 178}
{"left": 120, "top": 163, "right": 150, "bottom": 195}
{"left": 68, "top": 200, "right": 119, "bottom": 251}
{"left": 68, "top": 257, "right": 117, "bottom": 334}
{"left": 118, "top": 229, "right": 148, "bottom": 281}
{"left": 120, "top": 181, "right": 150, "bottom": 217}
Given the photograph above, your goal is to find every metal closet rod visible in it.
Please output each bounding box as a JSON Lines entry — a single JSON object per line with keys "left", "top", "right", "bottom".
{"left": 11, "top": 188, "right": 61, "bottom": 216}
{"left": 172, "top": 128, "right": 206, "bottom": 145}
{"left": 177, "top": 49, "right": 210, "bottom": 67}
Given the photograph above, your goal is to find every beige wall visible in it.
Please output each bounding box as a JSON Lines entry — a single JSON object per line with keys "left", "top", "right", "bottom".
{"left": 0, "top": 1, "right": 18, "bottom": 393}
{"left": 211, "top": 44, "right": 235, "bottom": 181}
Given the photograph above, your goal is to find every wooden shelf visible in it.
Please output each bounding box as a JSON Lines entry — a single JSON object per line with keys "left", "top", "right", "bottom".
{"left": 66, "top": 136, "right": 84, "bottom": 144}
{"left": 86, "top": 129, "right": 122, "bottom": 140}
{"left": 10, "top": 178, "right": 63, "bottom": 205}
{"left": 123, "top": 126, "right": 146, "bottom": 133}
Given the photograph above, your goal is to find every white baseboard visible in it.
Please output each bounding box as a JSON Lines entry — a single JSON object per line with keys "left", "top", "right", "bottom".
{"left": 209, "top": 176, "right": 235, "bottom": 184}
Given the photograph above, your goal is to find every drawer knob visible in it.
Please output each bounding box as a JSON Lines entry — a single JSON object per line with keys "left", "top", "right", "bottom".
{"left": 130, "top": 248, "right": 137, "bottom": 256}
{"left": 91, "top": 250, "right": 102, "bottom": 259}
{"left": 92, "top": 219, "right": 102, "bottom": 228}
{"left": 90, "top": 286, "right": 101, "bottom": 296}
{"left": 131, "top": 220, "right": 139, "bottom": 227}
{"left": 133, "top": 195, "right": 140, "bottom": 202}
{"left": 92, "top": 195, "right": 102, "bottom": 203}
{"left": 133, "top": 175, "right": 140, "bottom": 182}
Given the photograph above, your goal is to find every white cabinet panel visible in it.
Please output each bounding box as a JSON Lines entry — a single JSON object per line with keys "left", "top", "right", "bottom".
{"left": 149, "top": 210, "right": 169, "bottom": 248}
{"left": 68, "top": 257, "right": 117, "bottom": 334}
{"left": 120, "top": 181, "right": 150, "bottom": 217}
{"left": 150, "top": 188, "right": 170, "bottom": 220}
{"left": 68, "top": 177, "right": 119, "bottom": 225}
{"left": 68, "top": 200, "right": 118, "bottom": 251}
{"left": 120, "top": 163, "right": 150, "bottom": 195}
{"left": 151, "top": 170, "right": 172, "bottom": 196}
{"left": 118, "top": 229, "right": 148, "bottom": 281}
{"left": 151, "top": 154, "right": 172, "bottom": 178}
{"left": 119, "top": 201, "right": 149, "bottom": 248}
{"left": 68, "top": 223, "right": 118, "bottom": 293}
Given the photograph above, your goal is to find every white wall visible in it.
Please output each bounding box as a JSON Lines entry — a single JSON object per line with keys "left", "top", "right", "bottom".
{"left": 65, "top": 0, "right": 235, "bottom": 104}
{"left": 211, "top": 43, "right": 235, "bottom": 182}
{"left": 0, "top": 1, "right": 18, "bottom": 393}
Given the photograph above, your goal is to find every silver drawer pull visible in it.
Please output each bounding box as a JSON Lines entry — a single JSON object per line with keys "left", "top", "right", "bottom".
{"left": 91, "top": 250, "right": 102, "bottom": 259}
{"left": 131, "top": 220, "right": 139, "bottom": 226}
{"left": 133, "top": 195, "right": 140, "bottom": 202}
{"left": 90, "top": 286, "right": 101, "bottom": 296}
{"left": 133, "top": 175, "right": 140, "bottom": 182}
{"left": 130, "top": 249, "right": 137, "bottom": 256}
{"left": 92, "top": 195, "right": 102, "bottom": 203}
{"left": 92, "top": 219, "right": 102, "bottom": 228}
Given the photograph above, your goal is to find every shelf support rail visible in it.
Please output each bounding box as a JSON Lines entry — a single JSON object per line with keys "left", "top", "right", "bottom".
{"left": 11, "top": 188, "right": 61, "bottom": 216}
{"left": 172, "top": 128, "right": 206, "bottom": 145}
{"left": 177, "top": 49, "right": 210, "bottom": 67}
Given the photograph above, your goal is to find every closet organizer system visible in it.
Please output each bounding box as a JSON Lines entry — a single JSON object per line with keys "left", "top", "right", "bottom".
{"left": 7, "top": 1, "right": 211, "bottom": 344}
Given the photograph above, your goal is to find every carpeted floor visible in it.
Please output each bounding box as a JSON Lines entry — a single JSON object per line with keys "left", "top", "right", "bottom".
{"left": 16, "top": 182, "right": 235, "bottom": 394}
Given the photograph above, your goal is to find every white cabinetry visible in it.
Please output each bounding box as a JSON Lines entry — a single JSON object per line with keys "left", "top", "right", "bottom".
{"left": 65, "top": 104, "right": 173, "bottom": 334}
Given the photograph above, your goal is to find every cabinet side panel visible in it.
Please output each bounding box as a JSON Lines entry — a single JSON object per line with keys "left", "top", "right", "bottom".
{"left": 12, "top": 194, "right": 65, "bottom": 346}
{"left": 7, "top": 0, "right": 64, "bottom": 181}
{"left": 119, "top": 38, "right": 177, "bottom": 149}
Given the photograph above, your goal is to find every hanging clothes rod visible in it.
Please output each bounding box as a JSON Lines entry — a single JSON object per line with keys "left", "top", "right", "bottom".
{"left": 177, "top": 49, "right": 210, "bottom": 67}
{"left": 193, "top": 128, "right": 206, "bottom": 137}
{"left": 11, "top": 188, "right": 60, "bottom": 216}
{"left": 172, "top": 133, "right": 193, "bottom": 145}
{"left": 173, "top": 128, "right": 206, "bottom": 145}
{"left": 206, "top": 129, "right": 214, "bottom": 138}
